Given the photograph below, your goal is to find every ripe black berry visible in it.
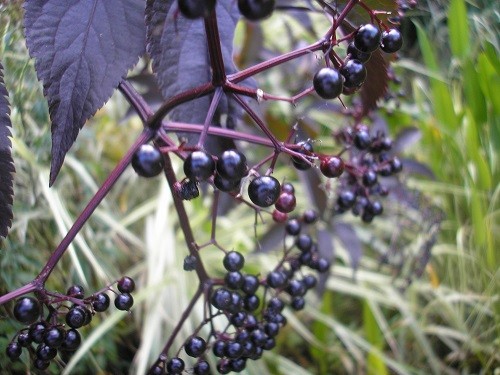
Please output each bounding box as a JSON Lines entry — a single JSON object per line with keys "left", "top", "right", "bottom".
{"left": 193, "top": 360, "right": 210, "bottom": 375}
{"left": 340, "top": 60, "right": 367, "bottom": 88}
{"left": 320, "top": 156, "right": 344, "bottom": 178}
{"left": 117, "top": 276, "right": 135, "bottom": 293}
{"left": 244, "top": 294, "right": 260, "bottom": 311}
{"left": 29, "top": 321, "right": 48, "bottom": 343}
{"left": 43, "top": 326, "right": 65, "bottom": 348}
{"left": 132, "top": 144, "right": 164, "bottom": 178}
{"left": 380, "top": 29, "right": 403, "bottom": 53}
{"left": 214, "top": 174, "right": 241, "bottom": 192}
{"left": 114, "top": 293, "right": 134, "bottom": 311}
{"left": 313, "top": 67, "right": 343, "bottom": 99}
{"left": 17, "top": 331, "right": 31, "bottom": 347}
{"left": 223, "top": 251, "right": 245, "bottom": 272}
{"left": 266, "top": 271, "right": 286, "bottom": 288}
{"left": 337, "top": 190, "right": 356, "bottom": 209}
{"left": 225, "top": 271, "right": 245, "bottom": 290}
{"left": 33, "top": 358, "right": 50, "bottom": 370}
{"left": 362, "top": 170, "right": 378, "bottom": 187}
{"left": 274, "top": 191, "right": 296, "bottom": 213}
{"left": 184, "top": 151, "right": 215, "bottom": 181}
{"left": 238, "top": 0, "right": 275, "bottom": 21}
{"left": 66, "top": 306, "right": 88, "bottom": 329}
{"left": 166, "top": 357, "right": 185, "bottom": 374}
{"left": 354, "top": 24, "right": 382, "bottom": 53}
{"left": 225, "top": 341, "right": 244, "bottom": 359}
{"left": 217, "top": 359, "right": 232, "bottom": 374}
{"left": 184, "top": 336, "right": 207, "bottom": 358}
{"left": 291, "top": 141, "right": 314, "bottom": 170}
{"left": 303, "top": 275, "right": 317, "bottom": 289}
{"left": 287, "top": 279, "right": 306, "bottom": 297}
{"left": 390, "top": 157, "right": 403, "bottom": 173}
{"left": 92, "top": 293, "right": 110, "bottom": 312}
{"left": 61, "top": 329, "right": 81, "bottom": 351}
{"left": 242, "top": 275, "right": 259, "bottom": 295}
{"left": 36, "top": 343, "right": 57, "bottom": 361}
{"left": 13, "top": 296, "right": 41, "bottom": 324}
{"left": 347, "top": 42, "right": 371, "bottom": 63}
{"left": 354, "top": 129, "right": 371, "bottom": 150}
{"left": 66, "top": 285, "right": 85, "bottom": 299}
{"left": 6, "top": 342, "right": 22, "bottom": 360}
{"left": 248, "top": 176, "right": 281, "bottom": 207}
{"left": 291, "top": 297, "right": 305, "bottom": 310}
{"left": 296, "top": 234, "right": 313, "bottom": 252}
{"left": 366, "top": 200, "right": 383, "bottom": 216}
{"left": 213, "top": 340, "right": 226, "bottom": 357}
{"left": 211, "top": 288, "right": 232, "bottom": 310}
{"left": 285, "top": 219, "right": 301, "bottom": 236}
{"left": 230, "top": 358, "right": 247, "bottom": 372}
{"left": 178, "top": 0, "right": 216, "bottom": 19}
{"left": 217, "top": 149, "right": 247, "bottom": 181}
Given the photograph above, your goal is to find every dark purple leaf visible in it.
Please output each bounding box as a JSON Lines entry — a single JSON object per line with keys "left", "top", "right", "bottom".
{"left": 146, "top": 0, "right": 240, "bottom": 129}
{"left": 359, "top": 50, "right": 389, "bottom": 115}
{"left": 393, "top": 126, "right": 421, "bottom": 153}
{"left": 24, "top": 0, "right": 146, "bottom": 185}
{"left": 316, "top": 228, "right": 334, "bottom": 294}
{"left": 399, "top": 158, "right": 435, "bottom": 179}
{"left": 0, "top": 62, "right": 15, "bottom": 238}
{"left": 333, "top": 222, "right": 362, "bottom": 272}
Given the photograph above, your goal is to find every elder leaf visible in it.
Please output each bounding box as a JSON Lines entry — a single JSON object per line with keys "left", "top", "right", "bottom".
{"left": 24, "top": 0, "right": 146, "bottom": 185}
{"left": 146, "top": 0, "right": 242, "bottom": 152}
{"left": 0, "top": 62, "right": 15, "bottom": 238}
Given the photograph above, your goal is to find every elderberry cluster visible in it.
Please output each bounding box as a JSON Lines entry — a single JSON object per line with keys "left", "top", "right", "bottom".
{"left": 5, "top": 277, "right": 135, "bottom": 370}
{"left": 334, "top": 125, "right": 403, "bottom": 222}
{"left": 314, "top": 23, "right": 403, "bottom": 100}
{"left": 147, "top": 211, "right": 329, "bottom": 374}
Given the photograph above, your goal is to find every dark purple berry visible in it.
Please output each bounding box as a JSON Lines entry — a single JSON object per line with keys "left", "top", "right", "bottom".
{"left": 217, "top": 359, "right": 232, "bottom": 374}
{"left": 117, "top": 276, "right": 135, "bottom": 293}
{"left": 267, "top": 297, "right": 285, "bottom": 312}
{"left": 266, "top": 271, "right": 286, "bottom": 288}
{"left": 114, "top": 293, "right": 134, "bottom": 311}
{"left": 286, "top": 279, "right": 306, "bottom": 297}
{"left": 223, "top": 251, "right": 245, "bottom": 272}
{"left": 366, "top": 200, "right": 383, "bottom": 216}
{"left": 166, "top": 357, "right": 185, "bottom": 374}
{"left": 231, "top": 311, "right": 247, "bottom": 327}
{"left": 238, "top": 0, "right": 275, "bottom": 21}
{"left": 380, "top": 29, "right": 403, "bottom": 53}
{"left": 184, "top": 336, "right": 207, "bottom": 358}
{"left": 29, "top": 321, "right": 48, "bottom": 343}
{"left": 354, "top": 24, "right": 382, "bottom": 53}
{"left": 337, "top": 190, "right": 356, "bottom": 209}
{"left": 354, "top": 129, "right": 371, "bottom": 150}
{"left": 132, "top": 144, "right": 164, "bottom": 178}
{"left": 285, "top": 219, "right": 301, "bottom": 236}
{"left": 6, "top": 342, "right": 22, "bottom": 360}
{"left": 390, "top": 157, "right": 403, "bottom": 173}
{"left": 244, "top": 294, "right": 260, "bottom": 311}
{"left": 314, "top": 258, "right": 330, "bottom": 273}
{"left": 17, "top": 331, "right": 31, "bottom": 347}
{"left": 43, "top": 326, "right": 65, "bottom": 348}
{"left": 214, "top": 174, "right": 241, "bottom": 192}
{"left": 291, "top": 297, "right": 305, "bottom": 310}
{"left": 313, "top": 67, "right": 343, "bottom": 99}
{"left": 92, "top": 293, "right": 110, "bottom": 312}
{"left": 148, "top": 365, "right": 164, "bottom": 375}
{"left": 225, "top": 341, "right": 244, "bottom": 359}
{"left": 230, "top": 358, "right": 247, "bottom": 372}
{"left": 61, "top": 329, "right": 81, "bottom": 351}
{"left": 362, "top": 170, "right": 378, "bottom": 187}
{"left": 179, "top": 179, "right": 200, "bottom": 200}
{"left": 66, "top": 306, "right": 88, "bottom": 329}
{"left": 242, "top": 275, "right": 260, "bottom": 295}
{"left": 302, "top": 209, "right": 318, "bottom": 224}
{"left": 274, "top": 191, "right": 296, "bottom": 213}
{"left": 296, "top": 234, "right": 313, "bottom": 252}
{"left": 217, "top": 149, "right": 247, "bottom": 181}
{"left": 13, "top": 296, "right": 40, "bottom": 324}
{"left": 320, "top": 156, "right": 344, "bottom": 178}
{"left": 33, "top": 358, "right": 50, "bottom": 370}
{"left": 184, "top": 151, "right": 215, "bottom": 181}
{"left": 178, "top": 0, "right": 216, "bottom": 19}
{"left": 225, "top": 271, "right": 245, "bottom": 290}
{"left": 213, "top": 340, "right": 226, "bottom": 357}
{"left": 211, "top": 288, "right": 232, "bottom": 310}
{"left": 36, "top": 343, "right": 57, "bottom": 361}
{"left": 292, "top": 141, "right": 314, "bottom": 170}
{"left": 281, "top": 182, "right": 295, "bottom": 194}
{"left": 66, "top": 285, "right": 85, "bottom": 299}
{"left": 347, "top": 42, "right": 371, "bottom": 63}
{"left": 248, "top": 176, "right": 281, "bottom": 207}
{"left": 193, "top": 360, "right": 210, "bottom": 375}
{"left": 340, "top": 60, "right": 367, "bottom": 88}
{"left": 303, "top": 275, "right": 317, "bottom": 289}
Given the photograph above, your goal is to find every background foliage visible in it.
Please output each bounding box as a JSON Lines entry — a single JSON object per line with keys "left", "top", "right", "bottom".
{"left": 0, "top": 0, "right": 498, "bottom": 374}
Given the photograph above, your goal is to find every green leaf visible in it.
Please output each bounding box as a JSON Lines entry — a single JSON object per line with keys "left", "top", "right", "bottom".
{"left": 448, "top": 0, "right": 470, "bottom": 58}
{"left": 463, "top": 60, "right": 487, "bottom": 125}
{"left": 363, "top": 301, "right": 388, "bottom": 375}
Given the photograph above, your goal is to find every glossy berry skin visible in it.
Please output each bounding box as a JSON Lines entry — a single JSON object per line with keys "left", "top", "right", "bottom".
{"left": 66, "top": 285, "right": 85, "bottom": 299}
{"left": 380, "top": 29, "right": 403, "bottom": 53}
{"left": 285, "top": 219, "right": 301, "bottom": 236}
{"left": 354, "top": 129, "right": 371, "bottom": 150}
{"left": 17, "top": 331, "right": 31, "bottom": 347}
{"left": 211, "top": 288, "right": 232, "bottom": 310}
{"left": 248, "top": 176, "right": 281, "bottom": 207}
{"left": 114, "top": 293, "right": 134, "bottom": 311}
{"left": 217, "top": 149, "right": 247, "bottom": 181}
{"left": 354, "top": 24, "right": 381, "bottom": 53}
{"left": 225, "top": 271, "right": 244, "bottom": 290}
{"left": 62, "top": 329, "right": 81, "bottom": 351}
{"left": 362, "top": 170, "right": 378, "bottom": 187}
{"left": 166, "top": 357, "right": 185, "bottom": 374}
{"left": 320, "top": 156, "right": 344, "bottom": 178}
{"left": 292, "top": 141, "right": 314, "bottom": 170}
{"left": 184, "top": 151, "right": 215, "bottom": 181}
{"left": 66, "top": 306, "right": 88, "bottom": 329}
{"left": 117, "top": 276, "right": 135, "bottom": 293}
{"left": 132, "top": 144, "right": 164, "bottom": 178}
{"left": 337, "top": 190, "right": 356, "bottom": 209}
{"left": 13, "top": 297, "right": 41, "bottom": 325}
{"left": 274, "top": 192, "right": 296, "bottom": 213}
{"left": 184, "top": 336, "right": 207, "bottom": 358}
{"left": 223, "top": 251, "right": 245, "bottom": 271}
{"left": 29, "top": 322, "right": 48, "bottom": 343}
{"left": 92, "top": 293, "right": 110, "bottom": 312}
{"left": 291, "top": 297, "right": 305, "bottom": 310}
{"left": 313, "top": 67, "right": 343, "bottom": 99}
{"left": 33, "top": 358, "right": 50, "bottom": 370}
{"left": 238, "top": 0, "right": 275, "bottom": 21}
{"left": 214, "top": 174, "right": 241, "bottom": 192}
{"left": 347, "top": 42, "right": 371, "bottom": 63}
{"left": 193, "top": 360, "right": 210, "bottom": 375}
{"left": 266, "top": 271, "right": 286, "bottom": 288}
{"left": 43, "top": 326, "right": 65, "bottom": 348}
{"left": 303, "top": 209, "right": 318, "bottom": 224}
{"left": 36, "top": 343, "right": 57, "bottom": 361}
{"left": 6, "top": 342, "right": 22, "bottom": 360}
{"left": 178, "top": 0, "right": 216, "bottom": 19}
{"left": 340, "top": 60, "right": 367, "bottom": 88}
{"left": 242, "top": 275, "right": 259, "bottom": 295}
